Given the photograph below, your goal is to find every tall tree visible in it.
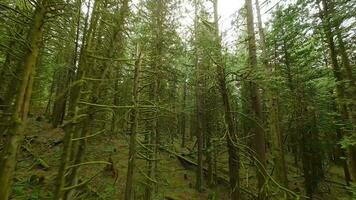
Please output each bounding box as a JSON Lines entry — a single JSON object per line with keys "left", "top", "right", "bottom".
{"left": 255, "top": 0, "right": 288, "bottom": 187}
{"left": 317, "top": 0, "right": 356, "bottom": 181}
{"left": 193, "top": 0, "right": 204, "bottom": 192}
{"left": 124, "top": 45, "right": 142, "bottom": 200}
{"left": 0, "top": 0, "right": 50, "bottom": 199}
{"left": 212, "top": 0, "right": 240, "bottom": 199}
{"left": 245, "top": 0, "right": 267, "bottom": 197}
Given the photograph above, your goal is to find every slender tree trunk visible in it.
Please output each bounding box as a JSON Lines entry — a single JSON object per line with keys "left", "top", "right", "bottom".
{"left": 45, "top": 72, "right": 56, "bottom": 116}
{"left": 331, "top": 78, "right": 351, "bottom": 185}
{"left": 51, "top": 0, "right": 82, "bottom": 127}
{"left": 124, "top": 46, "right": 142, "bottom": 200}
{"left": 193, "top": 0, "right": 204, "bottom": 192}
{"left": 206, "top": 116, "right": 214, "bottom": 186}
{"left": 212, "top": 1, "right": 240, "bottom": 199}
{"left": 53, "top": 1, "right": 97, "bottom": 198}
{"left": 109, "top": 0, "right": 130, "bottom": 135}
{"left": 63, "top": 1, "right": 131, "bottom": 199}
{"left": 282, "top": 38, "right": 300, "bottom": 169}
{"left": 335, "top": 28, "right": 355, "bottom": 87}
{"left": 0, "top": 2, "right": 47, "bottom": 199}
{"left": 52, "top": 69, "right": 68, "bottom": 127}
{"left": 245, "top": 0, "right": 267, "bottom": 197}
{"left": 334, "top": 20, "right": 356, "bottom": 182}
{"left": 53, "top": 120, "right": 75, "bottom": 200}
{"left": 298, "top": 98, "right": 312, "bottom": 197}
{"left": 255, "top": 0, "right": 288, "bottom": 187}
{"left": 195, "top": 74, "right": 204, "bottom": 191}
{"left": 181, "top": 80, "right": 187, "bottom": 148}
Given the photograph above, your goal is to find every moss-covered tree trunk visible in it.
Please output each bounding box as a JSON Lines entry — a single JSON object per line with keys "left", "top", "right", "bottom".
{"left": 0, "top": 1, "right": 47, "bottom": 199}
{"left": 124, "top": 46, "right": 142, "bottom": 200}
{"left": 53, "top": 1, "right": 99, "bottom": 198}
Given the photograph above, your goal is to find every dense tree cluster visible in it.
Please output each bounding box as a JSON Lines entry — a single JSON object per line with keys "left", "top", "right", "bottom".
{"left": 0, "top": 0, "right": 355, "bottom": 199}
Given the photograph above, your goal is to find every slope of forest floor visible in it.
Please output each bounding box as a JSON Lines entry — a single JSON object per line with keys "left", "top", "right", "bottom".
{"left": 7, "top": 118, "right": 352, "bottom": 200}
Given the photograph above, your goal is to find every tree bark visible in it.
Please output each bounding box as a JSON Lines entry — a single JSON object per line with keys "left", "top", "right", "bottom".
{"left": 53, "top": 1, "right": 97, "bottom": 198}
{"left": 52, "top": 69, "right": 68, "bottom": 128}
{"left": 245, "top": 0, "right": 267, "bottom": 197}
{"left": 124, "top": 46, "right": 142, "bottom": 200}
{"left": 213, "top": 1, "right": 240, "bottom": 199}
{"left": 255, "top": 0, "right": 288, "bottom": 187}
{"left": 318, "top": 0, "right": 356, "bottom": 181}
{"left": 193, "top": 0, "right": 204, "bottom": 192}
{"left": 181, "top": 79, "right": 187, "bottom": 148}
{"left": 0, "top": 1, "right": 47, "bottom": 199}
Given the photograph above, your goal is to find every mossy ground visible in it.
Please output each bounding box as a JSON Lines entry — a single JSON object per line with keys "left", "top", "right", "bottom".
{"left": 7, "top": 118, "right": 352, "bottom": 200}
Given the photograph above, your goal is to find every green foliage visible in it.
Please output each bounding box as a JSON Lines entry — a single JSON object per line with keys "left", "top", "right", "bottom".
{"left": 349, "top": 185, "right": 356, "bottom": 199}
{"left": 13, "top": 185, "right": 25, "bottom": 196}
{"left": 340, "top": 136, "right": 356, "bottom": 150}
{"left": 0, "top": 0, "right": 354, "bottom": 199}
{"left": 102, "top": 185, "right": 117, "bottom": 199}
{"left": 12, "top": 178, "right": 51, "bottom": 200}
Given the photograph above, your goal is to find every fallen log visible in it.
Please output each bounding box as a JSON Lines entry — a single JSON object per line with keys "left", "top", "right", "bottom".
{"left": 159, "top": 146, "right": 257, "bottom": 198}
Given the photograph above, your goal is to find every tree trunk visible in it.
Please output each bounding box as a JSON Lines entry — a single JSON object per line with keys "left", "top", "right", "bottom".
{"left": 213, "top": 1, "right": 240, "bottom": 199}
{"left": 53, "top": 1, "right": 97, "bottom": 198}
{"left": 245, "top": 0, "right": 267, "bottom": 197}
{"left": 109, "top": 0, "right": 130, "bottom": 135}
{"left": 319, "top": 0, "right": 356, "bottom": 181}
{"left": 181, "top": 80, "right": 187, "bottom": 148}
{"left": 255, "top": 0, "right": 288, "bottom": 187}
{"left": 0, "top": 1, "right": 47, "bottom": 199}
{"left": 52, "top": 69, "right": 68, "bottom": 128}
{"left": 44, "top": 72, "right": 56, "bottom": 116}
{"left": 124, "top": 46, "right": 142, "bottom": 200}
{"left": 63, "top": 1, "right": 131, "bottom": 199}
{"left": 193, "top": 0, "right": 204, "bottom": 192}
{"left": 195, "top": 83, "right": 204, "bottom": 191}
{"left": 206, "top": 115, "right": 214, "bottom": 186}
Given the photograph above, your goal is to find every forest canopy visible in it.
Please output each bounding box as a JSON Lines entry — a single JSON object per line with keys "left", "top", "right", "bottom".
{"left": 0, "top": 0, "right": 355, "bottom": 199}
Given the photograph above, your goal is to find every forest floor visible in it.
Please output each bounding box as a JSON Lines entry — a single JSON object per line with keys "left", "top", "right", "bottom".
{"left": 6, "top": 118, "right": 353, "bottom": 200}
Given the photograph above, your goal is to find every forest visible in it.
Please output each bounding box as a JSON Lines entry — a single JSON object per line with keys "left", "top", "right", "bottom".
{"left": 0, "top": 0, "right": 355, "bottom": 199}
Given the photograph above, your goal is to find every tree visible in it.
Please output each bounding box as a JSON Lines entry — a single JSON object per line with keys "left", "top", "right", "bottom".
{"left": 245, "top": 0, "right": 267, "bottom": 197}
{"left": 193, "top": 0, "right": 204, "bottom": 191}
{"left": 317, "top": 0, "right": 356, "bottom": 181}
{"left": 0, "top": 0, "right": 355, "bottom": 199}
{"left": 212, "top": 0, "right": 241, "bottom": 199}
{"left": 0, "top": 0, "right": 51, "bottom": 199}
{"left": 124, "top": 45, "right": 142, "bottom": 200}
{"left": 255, "top": 0, "right": 288, "bottom": 187}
